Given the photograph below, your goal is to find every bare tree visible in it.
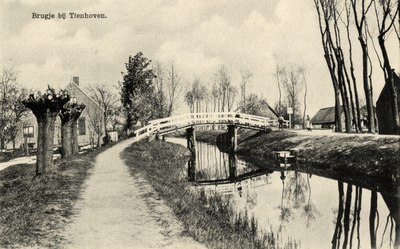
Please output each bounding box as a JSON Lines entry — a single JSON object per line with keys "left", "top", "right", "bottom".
{"left": 166, "top": 63, "right": 184, "bottom": 116}
{"left": 280, "top": 65, "right": 304, "bottom": 127}
{"left": 351, "top": 0, "right": 375, "bottom": 133}
{"left": 152, "top": 62, "right": 184, "bottom": 117}
{"left": 86, "top": 105, "right": 105, "bottom": 148}
{"left": 240, "top": 69, "right": 252, "bottom": 113}
{"left": 215, "top": 65, "right": 232, "bottom": 112}
{"left": 344, "top": 0, "right": 362, "bottom": 132}
{"left": 275, "top": 62, "right": 283, "bottom": 116}
{"left": 300, "top": 67, "right": 308, "bottom": 129}
{"left": 86, "top": 83, "right": 119, "bottom": 134}
{"left": 0, "top": 69, "right": 35, "bottom": 154}
{"left": 314, "top": 0, "right": 353, "bottom": 132}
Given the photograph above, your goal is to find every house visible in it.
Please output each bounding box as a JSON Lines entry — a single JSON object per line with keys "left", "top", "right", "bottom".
{"left": 311, "top": 105, "right": 373, "bottom": 130}
{"left": 65, "top": 77, "right": 106, "bottom": 146}
{"left": 376, "top": 73, "right": 400, "bottom": 135}
{"left": 8, "top": 77, "right": 105, "bottom": 149}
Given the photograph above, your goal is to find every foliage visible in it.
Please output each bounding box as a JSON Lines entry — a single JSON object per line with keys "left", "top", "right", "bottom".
{"left": 120, "top": 52, "right": 156, "bottom": 129}
{"left": 238, "top": 93, "right": 275, "bottom": 117}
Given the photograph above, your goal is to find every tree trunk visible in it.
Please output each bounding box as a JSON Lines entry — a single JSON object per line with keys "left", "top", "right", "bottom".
{"left": 360, "top": 40, "right": 376, "bottom": 133}
{"left": 36, "top": 116, "right": 45, "bottom": 175}
{"left": 42, "top": 110, "right": 57, "bottom": 173}
{"left": 61, "top": 118, "right": 73, "bottom": 158}
{"left": 72, "top": 120, "right": 79, "bottom": 155}
{"left": 333, "top": 87, "right": 342, "bottom": 133}
{"left": 337, "top": 56, "right": 352, "bottom": 133}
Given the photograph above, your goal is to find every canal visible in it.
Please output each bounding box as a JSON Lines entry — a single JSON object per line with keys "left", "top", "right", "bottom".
{"left": 167, "top": 137, "right": 399, "bottom": 248}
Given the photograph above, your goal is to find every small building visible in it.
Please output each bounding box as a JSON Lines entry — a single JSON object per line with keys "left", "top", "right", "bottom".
{"left": 311, "top": 105, "right": 372, "bottom": 130}
{"left": 376, "top": 73, "right": 400, "bottom": 135}
{"left": 8, "top": 77, "right": 105, "bottom": 149}
{"left": 311, "top": 106, "right": 339, "bottom": 129}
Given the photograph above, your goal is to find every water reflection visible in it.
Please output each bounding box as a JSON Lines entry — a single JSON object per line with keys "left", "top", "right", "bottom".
{"left": 167, "top": 138, "right": 400, "bottom": 248}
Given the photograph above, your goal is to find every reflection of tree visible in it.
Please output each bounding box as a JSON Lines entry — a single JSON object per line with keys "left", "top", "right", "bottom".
{"left": 332, "top": 181, "right": 344, "bottom": 249}
{"left": 343, "top": 183, "right": 353, "bottom": 248}
{"left": 350, "top": 187, "right": 362, "bottom": 248}
{"left": 279, "top": 171, "right": 293, "bottom": 233}
{"left": 301, "top": 174, "right": 321, "bottom": 228}
{"left": 284, "top": 171, "right": 308, "bottom": 209}
{"left": 369, "top": 191, "right": 377, "bottom": 249}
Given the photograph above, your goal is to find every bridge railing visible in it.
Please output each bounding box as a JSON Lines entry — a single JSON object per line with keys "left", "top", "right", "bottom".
{"left": 134, "top": 112, "right": 289, "bottom": 140}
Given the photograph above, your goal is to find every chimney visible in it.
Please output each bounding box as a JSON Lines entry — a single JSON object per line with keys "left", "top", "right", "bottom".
{"left": 73, "top": 77, "right": 79, "bottom": 86}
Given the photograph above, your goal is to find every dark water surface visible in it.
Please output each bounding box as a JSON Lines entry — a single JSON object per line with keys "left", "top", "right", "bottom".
{"left": 167, "top": 138, "right": 399, "bottom": 248}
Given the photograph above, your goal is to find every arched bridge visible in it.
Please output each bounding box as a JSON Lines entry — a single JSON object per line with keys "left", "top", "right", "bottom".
{"left": 134, "top": 112, "right": 289, "bottom": 140}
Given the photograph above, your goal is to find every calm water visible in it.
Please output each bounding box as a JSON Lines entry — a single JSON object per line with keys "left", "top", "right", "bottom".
{"left": 167, "top": 138, "right": 400, "bottom": 249}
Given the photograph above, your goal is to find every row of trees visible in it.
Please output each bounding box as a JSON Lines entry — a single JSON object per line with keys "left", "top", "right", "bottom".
{"left": 314, "top": 0, "right": 399, "bottom": 133}
{"left": 182, "top": 63, "right": 308, "bottom": 128}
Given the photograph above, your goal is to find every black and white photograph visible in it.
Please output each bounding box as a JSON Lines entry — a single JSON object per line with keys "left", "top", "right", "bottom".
{"left": 1, "top": 0, "right": 400, "bottom": 248}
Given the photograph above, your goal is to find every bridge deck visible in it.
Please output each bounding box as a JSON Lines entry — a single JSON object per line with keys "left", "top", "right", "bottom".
{"left": 133, "top": 112, "right": 289, "bottom": 140}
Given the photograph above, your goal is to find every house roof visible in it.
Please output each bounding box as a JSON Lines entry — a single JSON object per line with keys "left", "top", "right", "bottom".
{"left": 312, "top": 105, "right": 375, "bottom": 124}
{"left": 66, "top": 82, "right": 105, "bottom": 112}
{"left": 311, "top": 106, "right": 339, "bottom": 124}
{"left": 377, "top": 73, "right": 400, "bottom": 104}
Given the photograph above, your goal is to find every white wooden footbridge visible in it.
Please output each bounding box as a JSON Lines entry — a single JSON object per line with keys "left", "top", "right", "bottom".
{"left": 133, "top": 112, "right": 288, "bottom": 140}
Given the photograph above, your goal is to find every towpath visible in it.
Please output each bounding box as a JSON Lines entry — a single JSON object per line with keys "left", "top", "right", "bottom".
{"left": 62, "top": 137, "right": 205, "bottom": 249}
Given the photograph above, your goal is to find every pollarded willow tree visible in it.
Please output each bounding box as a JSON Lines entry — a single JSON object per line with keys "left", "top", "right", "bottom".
{"left": 22, "top": 86, "right": 70, "bottom": 175}
{"left": 59, "top": 100, "right": 86, "bottom": 158}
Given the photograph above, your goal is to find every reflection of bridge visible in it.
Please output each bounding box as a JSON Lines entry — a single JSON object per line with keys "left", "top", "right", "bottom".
{"left": 134, "top": 112, "right": 289, "bottom": 140}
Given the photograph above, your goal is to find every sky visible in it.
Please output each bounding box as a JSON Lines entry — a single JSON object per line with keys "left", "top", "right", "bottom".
{"left": 0, "top": 0, "right": 399, "bottom": 117}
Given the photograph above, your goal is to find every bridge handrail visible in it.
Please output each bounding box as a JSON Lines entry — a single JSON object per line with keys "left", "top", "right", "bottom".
{"left": 133, "top": 112, "right": 289, "bottom": 140}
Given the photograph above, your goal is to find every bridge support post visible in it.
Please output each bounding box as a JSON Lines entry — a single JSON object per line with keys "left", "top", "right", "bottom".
{"left": 227, "top": 124, "right": 238, "bottom": 152}
{"left": 186, "top": 126, "right": 196, "bottom": 182}
{"left": 186, "top": 126, "right": 196, "bottom": 154}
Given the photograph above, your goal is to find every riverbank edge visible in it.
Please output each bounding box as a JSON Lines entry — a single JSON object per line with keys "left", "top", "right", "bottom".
{"left": 183, "top": 129, "right": 400, "bottom": 193}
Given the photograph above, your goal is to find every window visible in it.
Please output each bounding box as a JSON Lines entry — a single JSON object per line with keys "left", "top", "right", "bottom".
{"left": 71, "top": 97, "right": 77, "bottom": 104}
{"left": 78, "top": 117, "right": 86, "bottom": 135}
{"left": 23, "top": 126, "right": 34, "bottom": 138}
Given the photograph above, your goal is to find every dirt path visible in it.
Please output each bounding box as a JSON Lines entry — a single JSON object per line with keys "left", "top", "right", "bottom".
{"left": 63, "top": 138, "right": 205, "bottom": 249}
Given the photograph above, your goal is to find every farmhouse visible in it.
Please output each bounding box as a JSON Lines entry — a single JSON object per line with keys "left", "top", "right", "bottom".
{"left": 311, "top": 105, "right": 373, "bottom": 130}
{"left": 9, "top": 77, "right": 105, "bottom": 150}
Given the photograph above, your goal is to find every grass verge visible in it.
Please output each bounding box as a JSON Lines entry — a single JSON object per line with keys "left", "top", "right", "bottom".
{"left": 0, "top": 141, "right": 118, "bottom": 248}
{"left": 121, "top": 139, "right": 279, "bottom": 249}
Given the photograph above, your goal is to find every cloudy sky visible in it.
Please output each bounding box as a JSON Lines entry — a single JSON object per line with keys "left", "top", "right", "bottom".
{"left": 1, "top": 0, "right": 398, "bottom": 117}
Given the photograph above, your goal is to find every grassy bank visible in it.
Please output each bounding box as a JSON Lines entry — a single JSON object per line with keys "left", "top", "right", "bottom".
{"left": 235, "top": 131, "right": 400, "bottom": 178}
{"left": 121, "top": 140, "right": 280, "bottom": 249}
{"left": 0, "top": 142, "right": 117, "bottom": 248}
